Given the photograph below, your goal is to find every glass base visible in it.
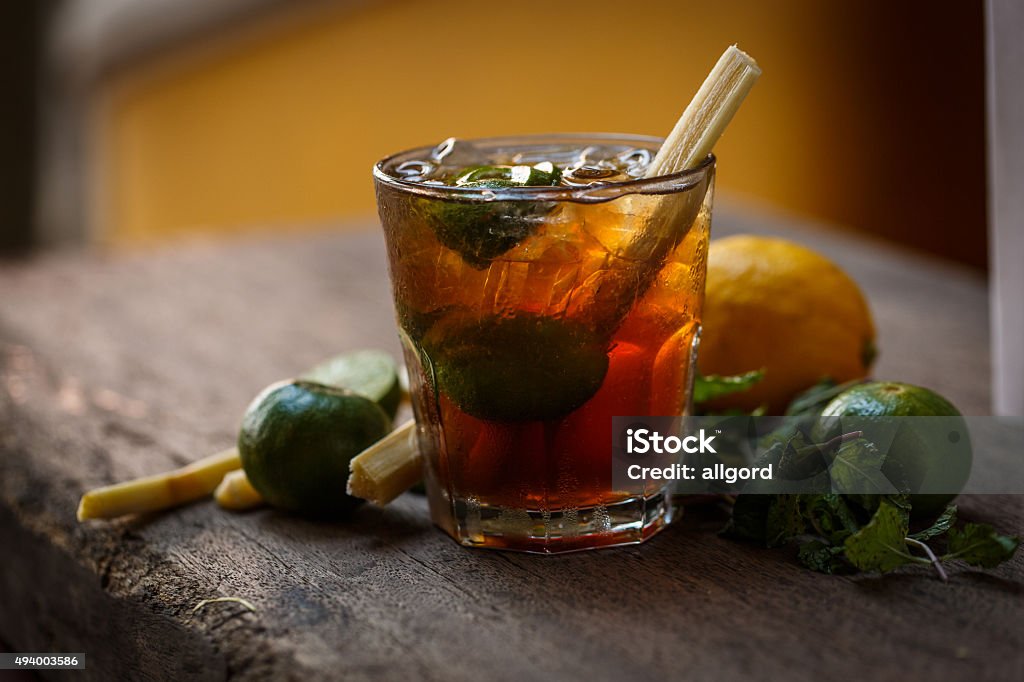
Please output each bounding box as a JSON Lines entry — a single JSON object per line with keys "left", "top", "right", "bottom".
{"left": 436, "top": 491, "right": 677, "bottom": 554}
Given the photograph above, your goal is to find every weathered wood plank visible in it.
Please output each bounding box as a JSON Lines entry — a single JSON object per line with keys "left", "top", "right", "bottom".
{"left": 0, "top": 210, "right": 1019, "bottom": 681}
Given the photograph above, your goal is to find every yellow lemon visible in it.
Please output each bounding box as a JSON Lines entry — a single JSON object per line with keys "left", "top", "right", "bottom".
{"left": 698, "top": 235, "right": 875, "bottom": 413}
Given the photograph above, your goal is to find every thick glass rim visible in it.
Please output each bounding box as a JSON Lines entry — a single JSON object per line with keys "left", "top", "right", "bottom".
{"left": 372, "top": 133, "right": 714, "bottom": 203}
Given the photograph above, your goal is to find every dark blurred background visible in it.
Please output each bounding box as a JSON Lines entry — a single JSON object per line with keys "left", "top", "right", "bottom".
{"left": 1, "top": 3, "right": 48, "bottom": 254}
{"left": 0, "top": 0, "right": 989, "bottom": 268}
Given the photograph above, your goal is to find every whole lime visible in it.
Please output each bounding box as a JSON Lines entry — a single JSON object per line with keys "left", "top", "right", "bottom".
{"left": 238, "top": 380, "right": 392, "bottom": 517}
{"left": 820, "top": 381, "right": 970, "bottom": 517}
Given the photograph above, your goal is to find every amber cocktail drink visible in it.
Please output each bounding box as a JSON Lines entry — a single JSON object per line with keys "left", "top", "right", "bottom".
{"left": 374, "top": 134, "right": 714, "bottom": 552}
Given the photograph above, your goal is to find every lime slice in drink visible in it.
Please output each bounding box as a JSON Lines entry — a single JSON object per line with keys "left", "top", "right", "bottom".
{"left": 422, "top": 313, "right": 609, "bottom": 422}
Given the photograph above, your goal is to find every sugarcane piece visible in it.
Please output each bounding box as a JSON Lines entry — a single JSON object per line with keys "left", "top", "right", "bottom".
{"left": 645, "top": 44, "right": 761, "bottom": 178}
{"left": 347, "top": 419, "right": 421, "bottom": 506}
{"left": 578, "top": 45, "right": 760, "bottom": 335}
{"left": 214, "top": 468, "right": 265, "bottom": 511}
{"left": 77, "top": 447, "right": 241, "bottom": 521}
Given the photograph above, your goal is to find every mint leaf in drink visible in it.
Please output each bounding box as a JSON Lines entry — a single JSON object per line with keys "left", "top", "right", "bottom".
{"left": 843, "top": 496, "right": 916, "bottom": 573}
{"left": 418, "top": 162, "right": 563, "bottom": 269}
{"left": 454, "top": 162, "right": 562, "bottom": 187}
{"left": 694, "top": 370, "right": 764, "bottom": 405}
{"left": 944, "top": 523, "right": 1020, "bottom": 568}
{"left": 418, "top": 196, "right": 541, "bottom": 269}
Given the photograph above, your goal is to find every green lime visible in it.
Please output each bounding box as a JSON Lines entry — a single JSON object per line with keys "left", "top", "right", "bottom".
{"left": 238, "top": 380, "right": 392, "bottom": 517}
{"left": 300, "top": 349, "right": 402, "bottom": 420}
{"left": 422, "top": 313, "right": 609, "bottom": 422}
{"left": 820, "top": 381, "right": 970, "bottom": 517}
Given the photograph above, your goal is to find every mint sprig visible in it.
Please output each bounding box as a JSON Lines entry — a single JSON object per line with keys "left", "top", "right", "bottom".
{"left": 691, "top": 362, "right": 1018, "bottom": 581}
{"left": 719, "top": 429, "right": 1018, "bottom": 581}
{"left": 417, "top": 162, "right": 563, "bottom": 269}
{"left": 726, "top": 484, "right": 1020, "bottom": 581}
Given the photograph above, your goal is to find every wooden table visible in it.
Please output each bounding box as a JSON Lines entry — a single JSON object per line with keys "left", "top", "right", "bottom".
{"left": 1, "top": 205, "right": 1020, "bottom": 681}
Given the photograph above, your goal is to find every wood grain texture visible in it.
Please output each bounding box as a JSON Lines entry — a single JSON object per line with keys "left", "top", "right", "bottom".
{"left": 0, "top": 209, "right": 1019, "bottom": 681}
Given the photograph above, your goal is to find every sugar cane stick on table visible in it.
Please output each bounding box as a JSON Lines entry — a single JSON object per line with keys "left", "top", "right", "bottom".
{"left": 77, "top": 419, "right": 421, "bottom": 520}
{"left": 214, "top": 468, "right": 266, "bottom": 511}
{"left": 77, "top": 447, "right": 241, "bottom": 521}
{"left": 347, "top": 420, "right": 420, "bottom": 506}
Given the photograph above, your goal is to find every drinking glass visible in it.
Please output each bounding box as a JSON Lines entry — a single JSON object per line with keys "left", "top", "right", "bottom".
{"left": 374, "top": 134, "right": 714, "bottom": 553}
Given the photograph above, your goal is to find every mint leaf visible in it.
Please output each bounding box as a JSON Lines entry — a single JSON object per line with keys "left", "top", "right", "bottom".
{"left": 418, "top": 163, "right": 562, "bottom": 269}
{"left": 829, "top": 439, "right": 903, "bottom": 497}
{"left": 721, "top": 443, "right": 786, "bottom": 544}
{"left": 944, "top": 523, "right": 1020, "bottom": 568}
{"left": 778, "top": 430, "right": 859, "bottom": 481}
{"left": 694, "top": 370, "right": 763, "bottom": 405}
{"left": 419, "top": 197, "right": 545, "bottom": 268}
{"left": 765, "top": 495, "right": 806, "bottom": 547}
{"left": 777, "top": 430, "right": 827, "bottom": 479}
{"left": 910, "top": 504, "right": 957, "bottom": 542}
{"left": 804, "top": 494, "right": 860, "bottom": 544}
{"left": 845, "top": 493, "right": 882, "bottom": 517}
{"left": 722, "top": 492, "right": 773, "bottom": 544}
{"left": 798, "top": 539, "right": 849, "bottom": 574}
{"left": 454, "top": 163, "right": 561, "bottom": 187}
{"left": 843, "top": 497, "right": 917, "bottom": 573}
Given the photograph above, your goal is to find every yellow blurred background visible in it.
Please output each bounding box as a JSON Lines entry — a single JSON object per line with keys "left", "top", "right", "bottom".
{"left": 89, "top": 0, "right": 986, "bottom": 267}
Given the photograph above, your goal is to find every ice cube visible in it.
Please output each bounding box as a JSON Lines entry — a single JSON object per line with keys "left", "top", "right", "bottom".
{"left": 430, "top": 137, "right": 486, "bottom": 167}
{"left": 394, "top": 160, "right": 435, "bottom": 181}
{"left": 562, "top": 166, "right": 631, "bottom": 186}
{"left": 572, "top": 145, "right": 602, "bottom": 167}
{"left": 616, "top": 148, "right": 653, "bottom": 177}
